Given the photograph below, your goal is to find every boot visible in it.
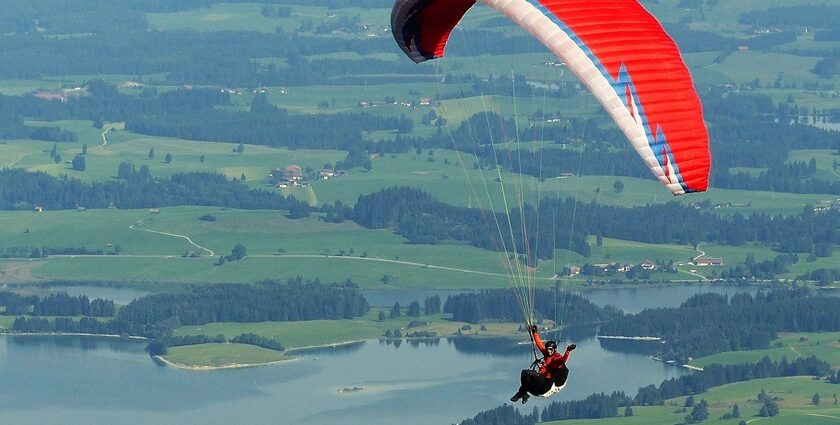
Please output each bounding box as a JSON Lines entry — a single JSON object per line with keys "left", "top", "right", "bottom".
{"left": 521, "top": 393, "right": 530, "bottom": 404}
{"left": 510, "top": 391, "right": 522, "bottom": 402}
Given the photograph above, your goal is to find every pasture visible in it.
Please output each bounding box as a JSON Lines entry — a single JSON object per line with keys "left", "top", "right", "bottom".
{"left": 147, "top": 3, "right": 392, "bottom": 37}
{"left": 547, "top": 376, "right": 840, "bottom": 425}
{"left": 2, "top": 190, "right": 834, "bottom": 286}
{"left": 172, "top": 311, "right": 519, "bottom": 351}
{"left": 0, "top": 123, "right": 345, "bottom": 189}
{"left": 162, "top": 343, "right": 291, "bottom": 368}
{"left": 7, "top": 206, "right": 563, "bottom": 288}
{"left": 691, "top": 332, "right": 840, "bottom": 369}
{"left": 788, "top": 150, "right": 840, "bottom": 184}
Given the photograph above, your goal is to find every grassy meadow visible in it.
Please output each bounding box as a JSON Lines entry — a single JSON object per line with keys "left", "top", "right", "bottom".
{"left": 691, "top": 332, "right": 840, "bottom": 369}
{"left": 5, "top": 118, "right": 829, "bottom": 217}
{"left": 163, "top": 343, "right": 291, "bottom": 368}
{"left": 10, "top": 202, "right": 833, "bottom": 286}
{"left": 147, "top": 3, "right": 392, "bottom": 36}
{"left": 0, "top": 123, "right": 346, "bottom": 188}
{"left": 165, "top": 309, "right": 521, "bottom": 367}
{"left": 172, "top": 310, "right": 520, "bottom": 352}
{"left": 546, "top": 376, "right": 840, "bottom": 425}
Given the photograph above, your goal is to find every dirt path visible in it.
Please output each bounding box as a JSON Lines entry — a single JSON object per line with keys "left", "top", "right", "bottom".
{"left": 98, "top": 126, "right": 110, "bottom": 148}
{"left": 39, "top": 221, "right": 553, "bottom": 280}
{"left": 675, "top": 243, "right": 708, "bottom": 281}
{"left": 692, "top": 243, "right": 706, "bottom": 262}
{"left": 248, "top": 254, "right": 553, "bottom": 280}
{"left": 128, "top": 224, "right": 215, "bottom": 257}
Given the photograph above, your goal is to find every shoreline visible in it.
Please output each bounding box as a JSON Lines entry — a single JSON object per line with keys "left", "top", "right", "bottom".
{"left": 284, "top": 338, "right": 368, "bottom": 354}
{"left": 3, "top": 330, "right": 711, "bottom": 373}
{"left": 0, "top": 331, "right": 147, "bottom": 340}
{"left": 597, "top": 335, "right": 662, "bottom": 341}
{"left": 152, "top": 353, "right": 298, "bottom": 371}
{"left": 157, "top": 338, "right": 371, "bottom": 371}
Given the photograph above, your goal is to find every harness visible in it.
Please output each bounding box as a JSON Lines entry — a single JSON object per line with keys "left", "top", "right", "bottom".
{"left": 526, "top": 322, "right": 568, "bottom": 397}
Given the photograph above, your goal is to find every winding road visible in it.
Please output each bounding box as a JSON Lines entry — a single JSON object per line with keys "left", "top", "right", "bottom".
{"left": 128, "top": 223, "right": 215, "bottom": 257}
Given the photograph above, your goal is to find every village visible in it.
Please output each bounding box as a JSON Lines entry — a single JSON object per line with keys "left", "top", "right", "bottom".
{"left": 270, "top": 164, "right": 344, "bottom": 188}
{"left": 566, "top": 256, "right": 724, "bottom": 279}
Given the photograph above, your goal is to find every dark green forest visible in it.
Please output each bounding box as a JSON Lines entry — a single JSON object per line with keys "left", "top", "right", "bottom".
{"left": 441, "top": 288, "right": 621, "bottom": 324}
{"left": 599, "top": 290, "right": 840, "bottom": 362}
{"left": 0, "top": 164, "right": 308, "bottom": 211}
{"left": 5, "top": 278, "right": 369, "bottom": 341}
{"left": 0, "top": 291, "right": 114, "bottom": 317}
{"left": 351, "top": 186, "right": 840, "bottom": 266}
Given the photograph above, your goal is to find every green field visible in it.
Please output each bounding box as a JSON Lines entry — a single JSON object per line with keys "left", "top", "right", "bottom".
{"left": 168, "top": 310, "right": 521, "bottom": 367}
{"left": 691, "top": 332, "right": 840, "bottom": 369}
{"left": 1, "top": 205, "right": 566, "bottom": 287}
{"left": 173, "top": 310, "right": 519, "bottom": 350}
{"left": 147, "top": 3, "right": 391, "bottom": 37}
{"left": 0, "top": 316, "right": 14, "bottom": 330}
{"left": 2, "top": 202, "right": 835, "bottom": 286}
{"left": 162, "top": 343, "right": 291, "bottom": 368}
{"left": 0, "top": 123, "right": 346, "bottom": 189}
{"left": 788, "top": 150, "right": 840, "bottom": 184}
{"left": 546, "top": 376, "right": 840, "bottom": 425}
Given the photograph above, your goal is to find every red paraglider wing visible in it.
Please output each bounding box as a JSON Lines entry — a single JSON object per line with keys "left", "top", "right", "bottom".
{"left": 391, "top": 0, "right": 477, "bottom": 63}
{"left": 391, "top": 0, "right": 710, "bottom": 195}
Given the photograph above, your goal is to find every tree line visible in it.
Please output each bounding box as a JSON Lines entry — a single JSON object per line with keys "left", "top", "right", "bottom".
{"left": 442, "top": 288, "right": 621, "bottom": 325}
{"left": 351, "top": 186, "right": 590, "bottom": 258}
{"left": 599, "top": 290, "right": 840, "bottom": 362}
{"left": 0, "top": 85, "right": 398, "bottom": 151}
{"left": 5, "top": 82, "right": 839, "bottom": 198}
{"left": 9, "top": 278, "right": 369, "bottom": 342}
{"left": 0, "top": 246, "right": 110, "bottom": 259}
{"left": 118, "top": 278, "right": 369, "bottom": 332}
{"left": 0, "top": 291, "right": 115, "bottom": 317}
{"left": 349, "top": 186, "right": 840, "bottom": 261}
{"left": 435, "top": 93, "right": 840, "bottom": 195}
{"left": 458, "top": 355, "right": 831, "bottom": 424}
{"left": 0, "top": 0, "right": 830, "bottom": 87}
{"left": 6, "top": 163, "right": 839, "bottom": 266}
{"left": 0, "top": 164, "right": 307, "bottom": 211}
{"left": 146, "top": 333, "right": 283, "bottom": 356}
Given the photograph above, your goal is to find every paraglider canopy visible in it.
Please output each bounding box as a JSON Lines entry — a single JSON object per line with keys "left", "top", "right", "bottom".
{"left": 391, "top": 0, "right": 711, "bottom": 195}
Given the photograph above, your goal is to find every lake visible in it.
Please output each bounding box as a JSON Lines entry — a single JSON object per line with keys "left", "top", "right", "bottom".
{"left": 1, "top": 284, "right": 816, "bottom": 425}
{"left": 0, "top": 334, "right": 683, "bottom": 425}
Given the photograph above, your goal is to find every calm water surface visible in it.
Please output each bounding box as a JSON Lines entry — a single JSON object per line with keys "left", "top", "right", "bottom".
{"left": 0, "top": 334, "right": 684, "bottom": 425}
{"left": 4, "top": 284, "right": 826, "bottom": 424}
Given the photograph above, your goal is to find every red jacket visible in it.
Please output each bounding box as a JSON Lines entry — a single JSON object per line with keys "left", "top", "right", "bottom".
{"left": 534, "top": 331, "right": 570, "bottom": 381}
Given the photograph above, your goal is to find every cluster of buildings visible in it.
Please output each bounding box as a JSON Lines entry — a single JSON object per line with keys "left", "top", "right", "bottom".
{"left": 359, "top": 98, "right": 432, "bottom": 108}
{"left": 33, "top": 87, "right": 87, "bottom": 103}
{"left": 813, "top": 199, "right": 840, "bottom": 212}
{"left": 567, "top": 256, "right": 724, "bottom": 277}
{"left": 272, "top": 165, "right": 343, "bottom": 188}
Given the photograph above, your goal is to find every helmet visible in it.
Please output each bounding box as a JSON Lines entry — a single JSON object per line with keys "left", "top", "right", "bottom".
{"left": 545, "top": 340, "right": 557, "bottom": 350}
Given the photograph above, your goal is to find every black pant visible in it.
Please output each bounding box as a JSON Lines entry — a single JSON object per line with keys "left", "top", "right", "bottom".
{"left": 518, "top": 370, "right": 552, "bottom": 396}
{"left": 518, "top": 366, "right": 569, "bottom": 396}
